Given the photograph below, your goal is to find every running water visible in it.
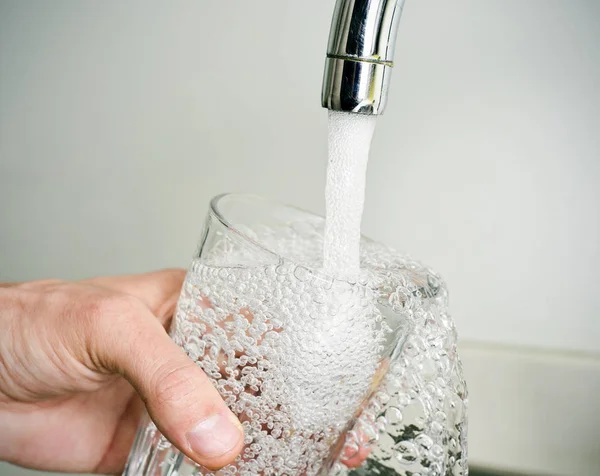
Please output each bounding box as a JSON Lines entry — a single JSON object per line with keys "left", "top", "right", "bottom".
{"left": 323, "top": 111, "right": 377, "bottom": 275}
{"left": 320, "top": 111, "right": 468, "bottom": 475}
{"left": 124, "top": 113, "right": 468, "bottom": 476}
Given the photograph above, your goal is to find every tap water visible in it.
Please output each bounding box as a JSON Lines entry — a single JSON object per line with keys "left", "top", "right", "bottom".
{"left": 124, "top": 111, "right": 468, "bottom": 475}
{"left": 319, "top": 112, "right": 468, "bottom": 475}
{"left": 323, "top": 111, "right": 377, "bottom": 276}
{"left": 124, "top": 220, "right": 467, "bottom": 476}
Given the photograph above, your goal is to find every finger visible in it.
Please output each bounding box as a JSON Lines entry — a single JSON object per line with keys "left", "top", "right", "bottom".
{"left": 90, "top": 296, "right": 244, "bottom": 470}
{"left": 86, "top": 269, "right": 186, "bottom": 324}
{"left": 341, "top": 444, "right": 372, "bottom": 468}
{"left": 94, "top": 393, "right": 146, "bottom": 474}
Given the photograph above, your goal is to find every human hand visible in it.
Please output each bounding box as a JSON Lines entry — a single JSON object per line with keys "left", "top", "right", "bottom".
{"left": 0, "top": 270, "right": 244, "bottom": 473}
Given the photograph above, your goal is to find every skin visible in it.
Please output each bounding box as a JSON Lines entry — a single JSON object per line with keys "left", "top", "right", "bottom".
{"left": 0, "top": 269, "right": 368, "bottom": 474}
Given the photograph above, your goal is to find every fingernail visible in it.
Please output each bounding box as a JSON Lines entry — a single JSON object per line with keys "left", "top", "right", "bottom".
{"left": 187, "top": 414, "right": 243, "bottom": 458}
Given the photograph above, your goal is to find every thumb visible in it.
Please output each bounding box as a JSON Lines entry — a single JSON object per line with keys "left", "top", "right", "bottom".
{"left": 95, "top": 297, "right": 244, "bottom": 470}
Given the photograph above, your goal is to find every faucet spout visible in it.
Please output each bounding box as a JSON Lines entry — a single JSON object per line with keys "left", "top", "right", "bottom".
{"left": 321, "top": 0, "right": 406, "bottom": 115}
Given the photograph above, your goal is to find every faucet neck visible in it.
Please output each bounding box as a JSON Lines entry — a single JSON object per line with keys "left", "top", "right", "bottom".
{"left": 321, "top": 0, "right": 406, "bottom": 115}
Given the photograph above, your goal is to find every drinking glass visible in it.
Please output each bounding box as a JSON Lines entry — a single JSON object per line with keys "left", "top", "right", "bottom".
{"left": 124, "top": 194, "right": 468, "bottom": 476}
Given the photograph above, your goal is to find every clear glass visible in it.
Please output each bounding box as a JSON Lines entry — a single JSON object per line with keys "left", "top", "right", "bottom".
{"left": 124, "top": 194, "right": 468, "bottom": 476}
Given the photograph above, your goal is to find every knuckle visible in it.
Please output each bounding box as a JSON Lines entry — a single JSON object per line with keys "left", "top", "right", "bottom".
{"left": 77, "top": 292, "right": 146, "bottom": 370}
{"left": 163, "top": 268, "right": 186, "bottom": 280}
{"left": 82, "top": 293, "right": 143, "bottom": 327}
{"left": 153, "top": 364, "right": 194, "bottom": 405}
{"left": 152, "top": 362, "right": 209, "bottom": 407}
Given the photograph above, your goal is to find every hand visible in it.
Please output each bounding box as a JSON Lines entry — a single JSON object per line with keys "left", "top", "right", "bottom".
{"left": 0, "top": 270, "right": 244, "bottom": 474}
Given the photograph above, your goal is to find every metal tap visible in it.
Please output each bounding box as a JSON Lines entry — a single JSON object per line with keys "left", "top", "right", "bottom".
{"left": 322, "top": 0, "right": 406, "bottom": 115}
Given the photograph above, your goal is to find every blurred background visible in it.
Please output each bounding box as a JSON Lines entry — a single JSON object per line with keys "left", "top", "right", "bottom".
{"left": 1, "top": 0, "right": 599, "bottom": 475}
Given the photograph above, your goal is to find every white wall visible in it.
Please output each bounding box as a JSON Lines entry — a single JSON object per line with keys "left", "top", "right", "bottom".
{"left": 1, "top": 1, "right": 599, "bottom": 474}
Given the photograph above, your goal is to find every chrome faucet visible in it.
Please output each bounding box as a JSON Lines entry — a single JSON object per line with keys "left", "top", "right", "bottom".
{"left": 322, "top": 0, "right": 406, "bottom": 115}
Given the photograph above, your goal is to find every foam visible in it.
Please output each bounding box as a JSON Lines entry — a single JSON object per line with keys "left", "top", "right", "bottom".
{"left": 323, "top": 111, "right": 377, "bottom": 276}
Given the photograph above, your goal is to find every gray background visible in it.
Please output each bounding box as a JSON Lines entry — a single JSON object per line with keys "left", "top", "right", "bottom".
{"left": 1, "top": 1, "right": 599, "bottom": 475}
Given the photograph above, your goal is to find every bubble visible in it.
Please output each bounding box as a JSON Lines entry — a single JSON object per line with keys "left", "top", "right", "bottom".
{"left": 385, "top": 406, "right": 403, "bottom": 425}
{"left": 132, "top": 228, "right": 471, "bottom": 475}
{"left": 396, "top": 441, "right": 419, "bottom": 464}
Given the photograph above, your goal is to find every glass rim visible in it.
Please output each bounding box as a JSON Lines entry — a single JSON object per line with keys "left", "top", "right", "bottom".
{"left": 208, "top": 193, "right": 379, "bottom": 288}
{"left": 209, "top": 192, "right": 323, "bottom": 262}
{"left": 208, "top": 193, "right": 435, "bottom": 293}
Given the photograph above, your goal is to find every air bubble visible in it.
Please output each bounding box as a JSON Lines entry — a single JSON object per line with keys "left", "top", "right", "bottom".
{"left": 161, "top": 231, "right": 467, "bottom": 475}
